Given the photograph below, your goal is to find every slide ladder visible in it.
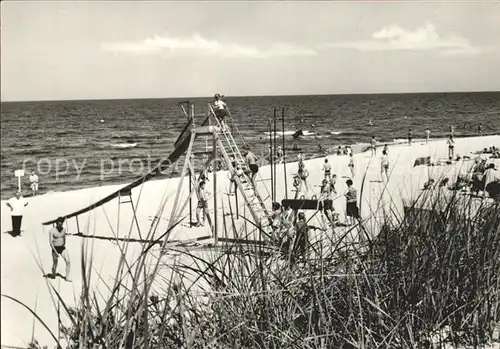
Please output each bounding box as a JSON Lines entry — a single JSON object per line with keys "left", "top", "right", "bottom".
{"left": 208, "top": 103, "right": 272, "bottom": 233}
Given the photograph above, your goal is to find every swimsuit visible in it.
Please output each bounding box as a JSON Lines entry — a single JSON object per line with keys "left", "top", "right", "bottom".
{"left": 53, "top": 245, "right": 65, "bottom": 255}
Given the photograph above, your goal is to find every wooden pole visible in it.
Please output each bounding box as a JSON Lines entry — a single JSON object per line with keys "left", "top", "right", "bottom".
{"left": 213, "top": 131, "right": 218, "bottom": 244}
{"left": 189, "top": 168, "right": 193, "bottom": 226}
{"left": 273, "top": 109, "right": 277, "bottom": 201}
{"left": 282, "top": 107, "right": 288, "bottom": 199}
{"left": 269, "top": 119, "right": 274, "bottom": 203}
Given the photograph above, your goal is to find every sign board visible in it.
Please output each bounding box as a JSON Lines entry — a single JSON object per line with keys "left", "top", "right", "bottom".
{"left": 15, "top": 170, "right": 25, "bottom": 177}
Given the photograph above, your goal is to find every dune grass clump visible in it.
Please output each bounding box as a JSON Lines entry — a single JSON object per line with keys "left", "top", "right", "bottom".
{"left": 11, "top": 188, "right": 500, "bottom": 348}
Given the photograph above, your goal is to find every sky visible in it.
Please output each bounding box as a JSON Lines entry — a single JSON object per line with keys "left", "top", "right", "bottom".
{"left": 1, "top": 1, "right": 500, "bottom": 102}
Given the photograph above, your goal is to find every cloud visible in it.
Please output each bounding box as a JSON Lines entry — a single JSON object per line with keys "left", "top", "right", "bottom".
{"left": 321, "top": 23, "right": 481, "bottom": 55}
{"left": 101, "top": 34, "right": 317, "bottom": 58}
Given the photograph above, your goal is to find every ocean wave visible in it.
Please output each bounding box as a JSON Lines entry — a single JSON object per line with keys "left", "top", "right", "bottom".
{"left": 263, "top": 130, "right": 297, "bottom": 136}
{"left": 110, "top": 142, "right": 138, "bottom": 149}
{"left": 329, "top": 131, "right": 343, "bottom": 135}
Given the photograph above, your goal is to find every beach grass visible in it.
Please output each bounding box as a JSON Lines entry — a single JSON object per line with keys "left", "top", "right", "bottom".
{"left": 4, "top": 160, "right": 500, "bottom": 349}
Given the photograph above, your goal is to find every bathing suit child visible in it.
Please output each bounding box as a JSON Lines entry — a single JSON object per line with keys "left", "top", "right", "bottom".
{"left": 330, "top": 174, "right": 338, "bottom": 195}
{"left": 297, "top": 158, "right": 309, "bottom": 192}
{"left": 370, "top": 136, "right": 377, "bottom": 157}
{"left": 344, "top": 179, "right": 360, "bottom": 226}
{"left": 213, "top": 93, "right": 229, "bottom": 128}
{"left": 320, "top": 180, "right": 334, "bottom": 225}
{"left": 196, "top": 181, "right": 211, "bottom": 227}
{"left": 245, "top": 150, "right": 259, "bottom": 187}
{"left": 407, "top": 129, "right": 413, "bottom": 146}
{"left": 381, "top": 150, "right": 390, "bottom": 181}
{"left": 229, "top": 163, "right": 245, "bottom": 195}
{"left": 348, "top": 153, "right": 355, "bottom": 178}
{"left": 447, "top": 136, "right": 455, "bottom": 159}
{"left": 322, "top": 158, "right": 332, "bottom": 181}
{"left": 49, "top": 217, "right": 71, "bottom": 281}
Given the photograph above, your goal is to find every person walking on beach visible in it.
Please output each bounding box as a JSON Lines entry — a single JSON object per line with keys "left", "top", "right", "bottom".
{"left": 370, "top": 136, "right": 377, "bottom": 157}
{"left": 425, "top": 128, "right": 431, "bottom": 144}
{"left": 6, "top": 191, "right": 28, "bottom": 237}
{"left": 245, "top": 149, "right": 259, "bottom": 187}
{"left": 381, "top": 150, "right": 390, "bottom": 182}
{"left": 345, "top": 179, "right": 360, "bottom": 226}
{"left": 322, "top": 158, "right": 331, "bottom": 181}
{"left": 348, "top": 153, "right": 355, "bottom": 178}
{"left": 407, "top": 129, "right": 413, "bottom": 146}
{"left": 212, "top": 93, "right": 229, "bottom": 129}
{"left": 447, "top": 136, "right": 455, "bottom": 159}
{"left": 49, "top": 217, "right": 71, "bottom": 281}
{"left": 196, "top": 181, "right": 211, "bottom": 227}
{"left": 29, "top": 170, "right": 39, "bottom": 196}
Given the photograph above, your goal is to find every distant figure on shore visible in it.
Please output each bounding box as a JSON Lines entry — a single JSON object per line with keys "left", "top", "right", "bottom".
{"left": 322, "top": 158, "right": 331, "bottom": 181}
{"left": 29, "top": 170, "right": 39, "bottom": 196}
{"left": 330, "top": 174, "right": 338, "bottom": 194}
{"left": 449, "top": 125, "right": 454, "bottom": 137}
{"left": 229, "top": 163, "right": 244, "bottom": 195}
{"left": 447, "top": 136, "right": 455, "bottom": 159}
{"left": 369, "top": 119, "right": 373, "bottom": 126}
{"left": 293, "top": 130, "right": 304, "bottom": 139}
{"left": 213, "top": 93, "right": 229, "bottom": 129}
{"left": 407, "top": 128, "right": 413, "bottom": 146}
{"left": 381, "top": 150, "right": 390, "bottom": 181}
{"left": 336, "top": 146, "right": 342, "bottom": 156}
{"left": 49, "top": 217, "right": 71, "bottom": 282}
{"left": 345, "top": 179, "right": 360, "bottom": 226}
{"left": 425, "top": 128, "right": 431, "bottom": 144}
{"left": 6, "top": 191, "right": 28, "bottom": 237}
{"left": 478, "top": 123, "right": 483, "bottom": 136}
{"left": 348, "top": 153, "right": 355, "bottom": 178}
{"left": 383, "top": 144, "right": 389, "bottom": 155}
{"left": 196, "top": 181, "right": 210, "bottom": 227}
{"left": 370, "top": 136, "right": 377, "bottom": 157}
{"left": 277, "top": 146, "right": 284, "bottom": 163}
{"left": 244, "top": 149, "right": 259, "bottom": 187}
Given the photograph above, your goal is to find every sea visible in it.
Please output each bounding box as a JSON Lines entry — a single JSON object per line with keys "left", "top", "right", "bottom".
{"left": 1, "top": 92, "right": 499, "bottom": 199}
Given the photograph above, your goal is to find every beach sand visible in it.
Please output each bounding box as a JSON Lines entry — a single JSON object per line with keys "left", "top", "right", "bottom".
{"left": 1, "top": 135, "right": 499, "bottom": 348}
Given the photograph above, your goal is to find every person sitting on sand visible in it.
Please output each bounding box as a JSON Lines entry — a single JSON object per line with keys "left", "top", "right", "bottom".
{"left": 381, "top": 150, "right": 390, "bottom": 181}
{"left": 447, "top": 136, "right": 455, "bottom": 159}
{"left": 49, "top": 217, "right": 71, "bottom": 282}
{"left": 196, "top": 181, "right": 211, "bottom": 227}
{"left": 370, "top": 136, "right": 377, "bottom": 157}
{"left": 322, "top": 158, "right": 331, "bottom": 181}
{"left": 212, "top": 93, "right": 229, "bottom": 129}
{"left": 29, "top": 170, "right": 39, "bottom": 196}
{"left": 345, "top": 179, "right": 360, "bottom": 226}
{"left": 336, "top": 146, "right": 342, "bottom": 156}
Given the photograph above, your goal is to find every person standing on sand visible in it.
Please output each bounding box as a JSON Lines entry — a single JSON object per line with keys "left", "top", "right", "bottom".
{"left": 345, "top": 179, "right": 360, "bottom": 226}
{"left": 196, "top": 181, "right": 210, "bottom": 227}
{"left": 277, "top": 146, "right": 284, "bottom": 164}
{"left": 381, "top": 150, "right": 390, "bottom": 181}
{"left": 291, "top": 212, "right": 309, "bottom": 263}
{"left": 348, "top": 153, "right": 355, "bottom": 178}
{"left": 29, "top": 170, "right": 39, "bottom": 196}
{"left": 425, "top": 128, "right": 431, "bottom": 144}
{"left": 447, "top": 136, "right": 455, "bottom": 159}
{"left": 297, "top": 159, "right": 309, "bottom": 192}
{"left": 370, "top": 136, "right": 377, "bottom": 157}
{"left": 449, "top": 125, "right": 454, "bottom": 137}
{"left": 407, "top": 128, "right": 413, "bottom": 146}
{"left": 478, "top": 123, "right": 483, "bottom": 136}
{"left": 6, "top": 191, "right": 28, "bottom": 237}
{"left": 322, "top": 158, "right": 331, "bottom": 181}
{"left": 49, "top": 217, "right": 71, "bottom": 281}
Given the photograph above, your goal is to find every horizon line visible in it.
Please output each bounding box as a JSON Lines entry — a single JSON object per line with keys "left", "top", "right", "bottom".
{"left": 1, "top": 89, "right": 499, "bottom": 103}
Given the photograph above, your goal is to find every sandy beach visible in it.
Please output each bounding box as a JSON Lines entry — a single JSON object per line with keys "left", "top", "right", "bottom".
{"left": 1, "top": 134, "right": 499, "bottom": 348}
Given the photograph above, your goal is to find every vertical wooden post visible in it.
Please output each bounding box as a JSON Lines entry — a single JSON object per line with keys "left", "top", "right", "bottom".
{"left": 269, "top": 119, "right": 274, "bottom": 203}
{"left": 282, "top": 108, "right": 288, "bottom": 199}
{"left": 189, "top": 168, "right": 193, "bottom": 226}
{"left": 273, "top": 110, "right": 277, "bottom": 201}
{"left": 76, "top": 216, "right": 81, "bottom": 234}
{"left": 213, "top": 131, "right": 218, "bottom": 244}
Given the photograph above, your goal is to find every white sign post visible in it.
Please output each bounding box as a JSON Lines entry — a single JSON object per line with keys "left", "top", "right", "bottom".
{"left": 14, "top": 169, "right": 25, "bottom": 192}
